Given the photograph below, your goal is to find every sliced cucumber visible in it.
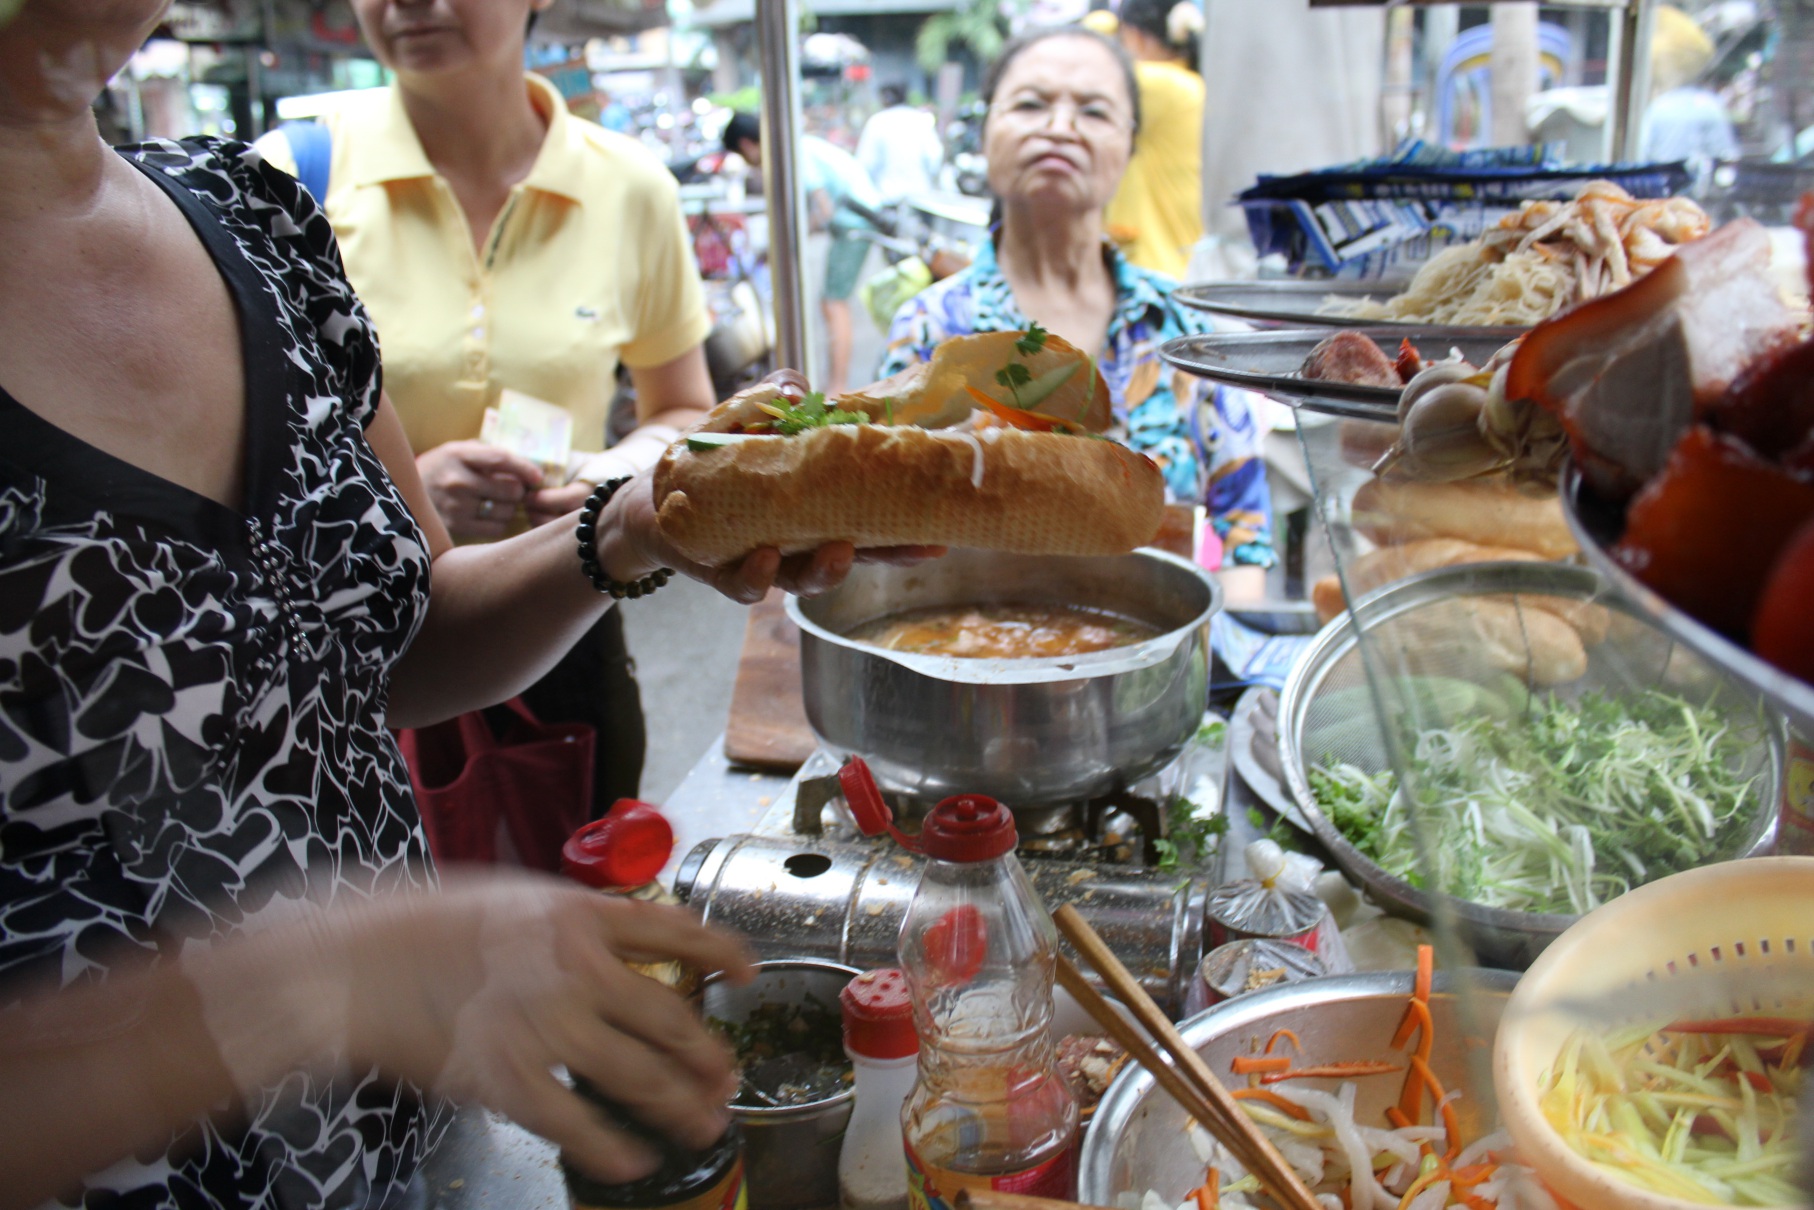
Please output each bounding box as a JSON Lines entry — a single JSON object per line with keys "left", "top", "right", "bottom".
{"left": 1015, "top": 360, "right": 1081, "bottom": 409}
{"left": 685, "top": 432, "right": 765, "bottom": 452}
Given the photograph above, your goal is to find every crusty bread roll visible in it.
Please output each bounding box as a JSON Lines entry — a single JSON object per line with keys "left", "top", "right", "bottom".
{"left": 654, "top": 333, "right": 1164, "bottom": 565}
{"left": 1311, "top": 538, "right": 1545, "bottom": 623}
{"left": 654, "top": 417, "right": 1165, "bottom": 565}
{"left": 1352, "top": 478, "right": 1578, "bottom": 559}
{"left": 1376, "top": 596, "right": 1589, "bottom": 687}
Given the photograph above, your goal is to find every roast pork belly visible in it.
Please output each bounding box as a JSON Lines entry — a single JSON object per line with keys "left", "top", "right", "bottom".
{"left": 1506, "top": 219, "right": 1804, "bottom": 498}
{"left": 1302, "top": 330, "right": 1403, "bottom": 389}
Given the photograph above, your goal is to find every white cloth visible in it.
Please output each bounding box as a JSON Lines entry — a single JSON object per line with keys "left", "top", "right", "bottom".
{"left": 855, "top": 105, "right": 944, "bottom": 205}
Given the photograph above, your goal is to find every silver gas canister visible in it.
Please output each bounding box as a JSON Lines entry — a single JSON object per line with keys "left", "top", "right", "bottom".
{"left": 673, "top": 834, "right": 1212, "bottom": 1014}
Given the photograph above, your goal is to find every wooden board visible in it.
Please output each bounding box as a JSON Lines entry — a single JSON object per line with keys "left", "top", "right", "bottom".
{"left": 722, "top": 591, "right": 817, "bottom": 770}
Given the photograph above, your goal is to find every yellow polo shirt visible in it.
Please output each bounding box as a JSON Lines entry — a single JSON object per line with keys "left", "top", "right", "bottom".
{"left": 1104, "top": 60, "right": 1205, "bottom": 280}
{"left": 260, "top": 75, "right": 710, "bottom": 456}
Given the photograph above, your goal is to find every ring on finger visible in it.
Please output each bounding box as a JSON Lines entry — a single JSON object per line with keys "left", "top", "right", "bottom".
{"left": 478, "top": 499, "right": 495, "bottom": 519}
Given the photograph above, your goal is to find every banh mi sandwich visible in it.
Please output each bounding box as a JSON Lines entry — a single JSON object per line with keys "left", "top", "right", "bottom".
{"left": 653, "top": 326, "right": 1166, "bottom": 565}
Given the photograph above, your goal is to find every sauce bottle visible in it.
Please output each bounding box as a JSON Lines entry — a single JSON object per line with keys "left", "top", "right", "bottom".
{"left": 562, "top": 798, "right": 697, "bottom": 994}
{"left": 839, "top": 968, "right": 919, "bottom": 1210}
{"left": 895, "top": 796, "right": 1078, "bottom": 1210}
{"left": 560, "top": 800, "right": 743, "bottom": 1210}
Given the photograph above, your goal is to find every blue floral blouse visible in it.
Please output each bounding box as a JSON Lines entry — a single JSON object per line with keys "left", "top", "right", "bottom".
{"left": 878, "top": 238, "right": 1275, "bottom": 567}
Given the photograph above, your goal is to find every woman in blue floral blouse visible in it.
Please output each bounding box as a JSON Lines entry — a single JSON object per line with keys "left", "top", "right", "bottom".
{"left": 879, "top": 26, "right": 1275, "bottom": 594}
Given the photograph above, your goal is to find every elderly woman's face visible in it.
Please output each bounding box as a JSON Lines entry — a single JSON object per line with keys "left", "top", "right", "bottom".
{"left": 983, "top": 35, "right": 1135, "bottom": 215}
{"left": 352, "top": 0, "right": 543, "bottom": 76}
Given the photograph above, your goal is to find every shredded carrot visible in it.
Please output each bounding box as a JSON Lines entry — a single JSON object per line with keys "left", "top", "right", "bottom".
{"left": 1263, "top": 1028, "right": 1302, "bottom": 1056}
{"left": 1229, "top": 1087, "right": 1312, "bottom": 1120}
{"left": 1385, "top": 1106, "right": 1411, "bottom": 1129}
{"left": 1230, "top": 1054, "right": 1292, "bottom": 1075}
{"left": 1260, "top": 1061, "right": 1403, "bottom": 1084}
{"left": 1414, "top": 944, "right": 1433, "bottom": 1004}
{"left": 1664, "top": 1016, "right": 1812, "bottom": 1037}
{"left": 1391, "top": 994, "right": 1435, "bottom": 1052}
{"left": 1408, "top": 1054, "right": 1463, "bottom": 1161}
{"left": 962, "top": 386, "right": 1073, "bottom": 432}
{"left": 1193, "top": 1183, "right": 1216, "bottom": 1210}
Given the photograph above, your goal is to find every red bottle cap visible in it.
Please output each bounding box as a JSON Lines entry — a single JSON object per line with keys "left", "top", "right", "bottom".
{"left": 920, "top": 795, "right": 1016, "bottom": 863}
{"left": 840, "top": 967, "right": 917, "bottom": 1059}
{"left": 840, "top": 757, "right": 893, "bottom": 837}
{"left": 561, "top": 799, "right": 675, "bottom": 890}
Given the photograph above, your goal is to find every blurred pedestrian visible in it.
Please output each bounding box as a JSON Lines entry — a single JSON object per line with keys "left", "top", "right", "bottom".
{"left": 1102, "top": 0, "right": 1206, "bottom": 278}
{"left": 725, "top": 110, "right": 883, "bottom": 394}
{"left": 857, "top": 84, "right": 944, "bottom": 208}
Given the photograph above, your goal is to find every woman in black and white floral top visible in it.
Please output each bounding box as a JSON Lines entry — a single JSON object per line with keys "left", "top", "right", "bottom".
{"left": 0, "top": 4, "right": 933, "bottom": 1207}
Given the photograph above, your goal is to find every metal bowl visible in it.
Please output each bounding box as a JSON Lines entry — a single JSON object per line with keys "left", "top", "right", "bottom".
{"left": 1561, "top": 460, "right": 1814, "bottom": 738}
{"left": 1276, "top": 561, "right": 1783, "bottom": 970}
{"left": 1079, "top": 970, "right": 1518, "bottom": 1205}
{"left": 786, "top": 548, "right": 1220, "bottom": 811}
{"left": 700, "top": 959, "right": 859, "bottom": 1210}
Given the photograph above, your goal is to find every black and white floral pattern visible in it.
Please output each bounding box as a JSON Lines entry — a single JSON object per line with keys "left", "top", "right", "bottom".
{"left": 0, "top": 138, "right": 446, "bottom": 1208}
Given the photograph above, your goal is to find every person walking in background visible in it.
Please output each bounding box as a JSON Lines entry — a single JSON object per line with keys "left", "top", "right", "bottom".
{"left": 725, "top": 110, "right": 883, "bottom": 394}
{"left": 857, "top": 84, "right": 945, "bottom": 211}
{"left": 879, "top": 26, "right": 1274, "bottom": 602}
{"left": 258, "top": 0, "right": 718, "bottom": 816}
{"left": 1099, "top": 0, "right": 1206, "bottom": 279}
{"left": 1640, "top": 4, "right": 1738, "bottom": 166}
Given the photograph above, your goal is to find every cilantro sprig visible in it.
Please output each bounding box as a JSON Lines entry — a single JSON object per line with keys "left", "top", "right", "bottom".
{"left": 757, "top": 391, "right": 870, "bottom": 436}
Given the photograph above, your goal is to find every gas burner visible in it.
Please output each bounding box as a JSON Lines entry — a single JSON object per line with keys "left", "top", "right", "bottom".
{"left": 762, "top": 748, "right": 1204, "bottom": 869}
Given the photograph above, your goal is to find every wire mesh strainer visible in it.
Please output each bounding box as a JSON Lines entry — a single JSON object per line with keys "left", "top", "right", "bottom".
{"left": 1495, "top": 857, "right": 1814, "bottom": 1210}
{"left": 1277, "top": 561, "right": 1783, "bottom": 970}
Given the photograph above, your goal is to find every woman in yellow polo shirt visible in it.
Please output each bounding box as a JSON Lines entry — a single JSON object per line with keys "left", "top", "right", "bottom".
{"left": 1101, "top": 0, "right": 1206, "bottom": 279}
{"left": 261, "top": 0, "right": 716, "bottom": 813}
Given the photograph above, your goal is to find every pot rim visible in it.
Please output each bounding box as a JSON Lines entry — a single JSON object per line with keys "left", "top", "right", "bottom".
{"left": 701, "top": 959, "right": 861, "bottom": 1120}
{"left": 785, "top": 546, "right": 1222, "bottom": 686}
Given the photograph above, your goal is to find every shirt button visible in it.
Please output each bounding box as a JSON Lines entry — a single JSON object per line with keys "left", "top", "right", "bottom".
{"left": 471, "top": 304, "right": 485, "bottom": 321}
{"left": 472, "top": 327, "right": 486, "bottom": 342}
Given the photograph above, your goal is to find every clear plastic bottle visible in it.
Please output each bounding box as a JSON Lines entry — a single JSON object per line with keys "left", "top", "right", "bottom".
{"left": 896, "top": 795, "right": 1078, "bottom": 1210}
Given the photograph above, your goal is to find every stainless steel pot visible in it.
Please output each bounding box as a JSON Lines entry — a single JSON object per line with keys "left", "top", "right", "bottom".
{"left": 786, "top": 548, "right": 1221, "bottom": 810}
{"left": 700, "top": 959, "right": 859, "bottom": 1210}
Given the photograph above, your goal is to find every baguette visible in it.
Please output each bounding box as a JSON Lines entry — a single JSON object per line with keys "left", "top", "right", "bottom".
{"left": 1351, "top": 478, "right": 1578, "bottom": 559}
{"left": 653, "top": 331, "right": 1164, "bottom": 565}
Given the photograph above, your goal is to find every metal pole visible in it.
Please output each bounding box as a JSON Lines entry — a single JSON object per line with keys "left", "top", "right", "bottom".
{"left": 1608, "top": 0, "right": 1657, "bottom": 162}
{"left": 755, "top": 0, "right": 811, "bottom": 374}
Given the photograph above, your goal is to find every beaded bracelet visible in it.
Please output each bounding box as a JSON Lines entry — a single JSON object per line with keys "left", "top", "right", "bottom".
{"left": 576, "top": 478, "right": 673, "bottom": 600}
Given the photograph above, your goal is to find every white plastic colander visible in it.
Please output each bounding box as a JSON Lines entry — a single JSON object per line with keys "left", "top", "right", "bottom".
{"left": 1495, "top": 857, "right": 1814, "bottom": 1210}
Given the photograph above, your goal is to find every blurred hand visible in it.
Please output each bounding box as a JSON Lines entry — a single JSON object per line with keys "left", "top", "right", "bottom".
{"left": 417, "top": 441, "right": 543, "bottom": 540}
{"left": 190, "top": 874, "right": 753, "bottom": 1184}
{"left": 524, "top": 479, "right": 595, "bottom": 530}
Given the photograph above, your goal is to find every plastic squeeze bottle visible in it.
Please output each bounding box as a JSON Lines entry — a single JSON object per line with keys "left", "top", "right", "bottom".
{"left": 839, "top": 968, "right": 919, "bottom": 1210}
{"left": 896, "top": 795, "right": 1078, "bottom": 1210}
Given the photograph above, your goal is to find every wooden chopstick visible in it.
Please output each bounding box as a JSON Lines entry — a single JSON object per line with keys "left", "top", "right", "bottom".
{"left": 957, "top": 1191, "right": 1120, "bottom": 1210}
{"left": 1053, "top": 905, "right": 1323, "bottom": 1210}
{"left": 1054, "top": 957, "right": 1276, "bottom": 1182}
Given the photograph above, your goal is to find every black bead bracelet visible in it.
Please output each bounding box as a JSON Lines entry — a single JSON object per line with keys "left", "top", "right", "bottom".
{"left": 576, "top": 477, "right": 673, "bottom": 600}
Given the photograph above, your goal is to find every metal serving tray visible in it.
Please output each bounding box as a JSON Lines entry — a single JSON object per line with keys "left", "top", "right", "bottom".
{"left": 1159, "top": 328, "right": 1514, "bottom": 423}
{"left": 1171, "top": 280, "right": 1527, "bottom": 340}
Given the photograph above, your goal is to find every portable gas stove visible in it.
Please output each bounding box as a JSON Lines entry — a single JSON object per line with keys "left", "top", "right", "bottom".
{"left": 751, "top": 715, "right": 1230, "bottom": 869}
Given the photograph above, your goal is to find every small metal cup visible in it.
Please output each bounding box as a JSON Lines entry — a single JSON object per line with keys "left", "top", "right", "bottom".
{"left": 701, "top": 959, "right": 861, "bottom": 1210}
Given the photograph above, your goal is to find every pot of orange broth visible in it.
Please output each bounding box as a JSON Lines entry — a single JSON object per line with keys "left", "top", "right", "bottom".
{"left": 784, "top": 548, "right": 1220, "bottom": 810}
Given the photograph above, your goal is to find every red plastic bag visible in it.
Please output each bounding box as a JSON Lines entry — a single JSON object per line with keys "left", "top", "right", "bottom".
{"left": 396, "top": 697, "right": 594, "bottom": 871}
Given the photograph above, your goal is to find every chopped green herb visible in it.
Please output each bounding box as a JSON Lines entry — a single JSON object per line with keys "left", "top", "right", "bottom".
{"left": 756, "top": 391, "right": 870, "bottom": 437}
{"left": 1014, "top": 323, "right": 1050, "bottom": 358}
{"left": 1309, "top": 689, "right": 1767, "bottom": 914}
{"left": 709, "top": 996, "right": 852, "bottom": 1109}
